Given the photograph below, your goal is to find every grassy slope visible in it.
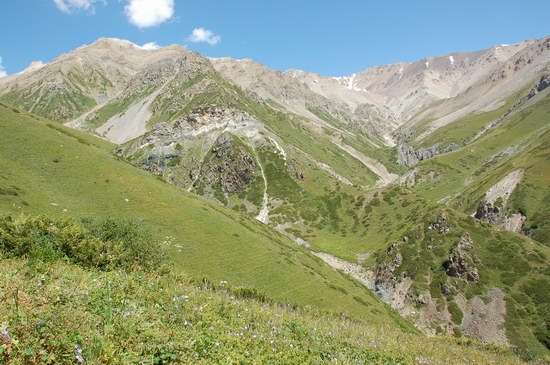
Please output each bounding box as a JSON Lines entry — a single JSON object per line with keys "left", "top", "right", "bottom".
{"left": 0, "top": 255, "right": 526, "bottom": 364}
{"left": 388, "top": 92, "right": 550, "bottom": 357}
{"left": 411, "top": 92, "right": 550, "bottom": 210}
{"left": 405, "top": 91, "right": 550, "bottom": 249}
{"left": 180, "top": 75, "right": 382, "bottom": 187}
{"left": 307, "top": 105, "right": 405, "bottom": 175}
{"left": 411, "top": 87, "right": 530, "bottom": 149}
{"left": 0, "top": 65, "right": 127, "bottom": 123}
{"left": 0, "top": 103, "right": 411, "bottom": 328}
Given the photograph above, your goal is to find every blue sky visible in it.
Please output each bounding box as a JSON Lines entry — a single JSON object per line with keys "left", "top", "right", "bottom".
{"left": 1, "top": 0, "right": 549, "bottom": 77}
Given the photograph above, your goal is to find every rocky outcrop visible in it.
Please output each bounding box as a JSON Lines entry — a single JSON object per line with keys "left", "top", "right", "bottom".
{"left": 396, "top": 143, "right": 459, "bottom": 167}
{"left": 475, "top": 200, "right": 527, "bottom": 234}
{"left": 373, "top": 239, "right": 415, "bottom": 314}
{"left": 456, "top": 288, "right": 509, "bottom": 346}
{"left": 427, "top": 213, "right": 452, "bottom": 234}
{"left": 443, "top": 234, "right": 479, "bottom": 283}
{"left": 502, "top": 213, "right": 527, "bottom": 233}
{"left": 526, "top": 73, "right": 550, "bottom": 98}
{"left": 199, "top": 133, "right": 258, "bottom": 194}
{"left": 288, "top": 158, "right": 305, "bottom": 181}
{"left": 474, "top": 201, "right": 501, "bottom": 224}
{"left": 474, "top": 169, "right": 526, "bottom": 233}
{"left": 396, "top": 144, "right": 439, "bottom": 166}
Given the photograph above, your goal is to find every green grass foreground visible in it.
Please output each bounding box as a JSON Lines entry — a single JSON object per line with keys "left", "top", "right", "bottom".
{"left": 0, "top": 215, "right": 526, "bottom": 364}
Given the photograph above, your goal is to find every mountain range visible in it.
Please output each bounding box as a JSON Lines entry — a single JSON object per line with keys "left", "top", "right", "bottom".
{"left": 0, "top": 35, "right": 549, "bottom": 361}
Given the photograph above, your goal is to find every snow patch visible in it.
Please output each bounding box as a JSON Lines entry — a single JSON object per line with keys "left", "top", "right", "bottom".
{"left": 449, "top": 55, "right": 455, "bottom": 65}
{"left": 332, "top": 73, "right": 362, "bottom": 91}
{"left": 425, "top": 61, "right": 430, "bottom": 69}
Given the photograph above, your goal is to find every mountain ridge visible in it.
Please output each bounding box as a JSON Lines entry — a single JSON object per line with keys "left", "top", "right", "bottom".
{"left": 1, "top": 34, "right": 549, "bottom": 359}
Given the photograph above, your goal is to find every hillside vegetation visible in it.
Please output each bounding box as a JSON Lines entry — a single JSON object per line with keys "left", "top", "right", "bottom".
{"left": 0, "top": 214, "right": 526, "bottom": 364}
{"left": 0, "top": 102, "right": 406, "bottom": 327}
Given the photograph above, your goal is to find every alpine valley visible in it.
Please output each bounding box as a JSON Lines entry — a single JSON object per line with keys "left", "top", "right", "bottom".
{"left": 1, "top": 35, "right": 549, "bottom": 363}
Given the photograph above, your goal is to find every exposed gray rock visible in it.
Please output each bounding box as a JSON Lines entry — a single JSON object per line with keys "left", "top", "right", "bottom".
{"left": 456, "top": 288, "right": 509, "bottom": 346}
{"left": 474, "top": 201, "right": 501, "bottom": 224}
{"left": 375, "top": 252, "right": 403, "bottom": 287}
{"left": 475, "top": 200, "right": 527, "bottom": 234}
{"left": 443, "top": 234, "right": 479, "bottom": 283}
{"left": 502, "top": 213, "right": 526, "bottom": 233}
{"left": 204, "top": 133, "right": 258, "bottom": 194}
{"left": 527, "top": 73, "right": 550, "bottom": 98}
{"left": 396, "top": 144, "right": 439, "bottom": 167}
{"left": 427, "top": 213, "right": 452, "bottom": 234}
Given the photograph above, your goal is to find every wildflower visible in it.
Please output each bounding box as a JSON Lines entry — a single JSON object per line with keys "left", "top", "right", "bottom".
{"left": 1, "top": 329, "right": 10, "bottom": 343}
{"left": 74, "top": 344, "right": 84, "bottom": 363}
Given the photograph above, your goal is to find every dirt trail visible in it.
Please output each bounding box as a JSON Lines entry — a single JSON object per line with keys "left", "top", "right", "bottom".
{"left": 66, "top": 90, "right": 126, "bottom": 130}
{"left": 317, "top": 162, "right": 353, "bottom": 186}
{"left": 254, "top": 148, "right": 269, "bottom": 224}
{"left": 331, "top": 141, "right": 398, "bottom": 186}
{"left": 312, "top": 252, "right": 374, "bottom": 288}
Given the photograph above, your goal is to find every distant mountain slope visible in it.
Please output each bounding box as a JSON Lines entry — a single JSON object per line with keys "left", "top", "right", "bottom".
{"left": 1, "top": 35, "right": 549, "bottom": 360}
{"left": 0, "top": 38, "right": 187, "bottom": 121}
{"left": 0, "top": 102, "right": 409, "bottom": 327}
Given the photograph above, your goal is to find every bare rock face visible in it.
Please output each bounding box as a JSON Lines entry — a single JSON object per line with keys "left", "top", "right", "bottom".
{"left": 396, "top": 144, "right": 439, "bottom": 167}
{"left": 474, "top": 201, "right": 501, "bottom": 224}
{"left": 443, "top": 234, "right": 479, "bottom": 283}
{"left": 200, "top": 132, "right": 258, "bottom": 194}
{"left": 456, "top": 288, "right": 509, "bottom": 346}
{"left": 527, "top": 73, "right": 550, "bottom": 98}
{"left": 502, "top": 213, "right": 527, "bottom": 233}
{"left": 474, "top": 200, "right": 527, "bottom": 234}
{"left": 474, "top": 169, "right": 527, "bottom": 233}
{"left": 396, "top": 142, "right": 460, "bottom": 167}
{"left": 375, "top": 252, "right": 403, "bottom": 288}
{"left": 287, "top": 158, "right": 305, "bottom": 181}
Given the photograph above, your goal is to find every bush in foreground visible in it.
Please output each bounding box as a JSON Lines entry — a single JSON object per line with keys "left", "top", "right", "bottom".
{"left": 0, "top": 215, "right": 164, "bottom": 271}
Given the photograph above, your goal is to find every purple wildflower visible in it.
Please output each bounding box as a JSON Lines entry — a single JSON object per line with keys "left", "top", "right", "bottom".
{"left": 1, "top": 329, "right": 9, "bottom": 343}
{"left": 74, "top": 344, "right": 84, "bottom": 363}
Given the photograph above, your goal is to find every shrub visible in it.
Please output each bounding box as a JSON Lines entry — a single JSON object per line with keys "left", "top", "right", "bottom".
{"left": 0, "top": 215, "right": 164, "bottom": 271}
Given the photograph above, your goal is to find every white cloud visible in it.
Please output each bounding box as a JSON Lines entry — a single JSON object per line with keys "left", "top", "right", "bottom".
{"left": 125, "top": 0, "right": 174, "bottom": 28}
{"left": 0, "top": 57, "right": 7, "bottom": 79}
{"left": 187, "top": 28, "right": 221, "bottom": 46}
{"left": 53, "top": 0, "right": 105, "bottom": 14}
{"left": 139, "top": 42, "right": 161, "bottom": 50}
